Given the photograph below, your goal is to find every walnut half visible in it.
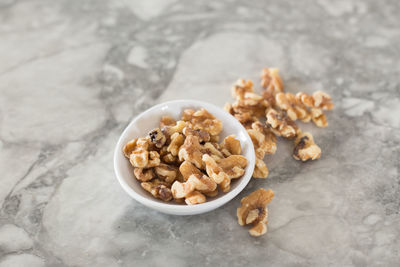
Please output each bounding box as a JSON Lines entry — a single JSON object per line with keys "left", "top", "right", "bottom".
{"left": 293, "top": 132, "right": 321, "bottom": 161}
{"left": 237, "top": 188, "right": 274, "bottom": 236}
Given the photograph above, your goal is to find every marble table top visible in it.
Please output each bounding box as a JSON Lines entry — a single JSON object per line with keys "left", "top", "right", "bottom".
{"left": 1, "top": 0, "right": 399, "bottom": 266}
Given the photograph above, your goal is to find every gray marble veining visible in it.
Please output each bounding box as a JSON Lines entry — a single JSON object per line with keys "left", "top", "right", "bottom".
{"left": 0, "top": 0, "right": 399, "bottom": 266}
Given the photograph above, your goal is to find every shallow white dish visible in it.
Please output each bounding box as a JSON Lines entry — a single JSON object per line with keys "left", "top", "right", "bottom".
{"left": 113, "top": 99, "right": 255, "bottom": 215}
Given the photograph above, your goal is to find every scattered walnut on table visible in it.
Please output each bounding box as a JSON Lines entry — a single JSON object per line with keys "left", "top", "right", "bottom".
{"left": 237, "top": 188, "right": 274, "bottom": 237}
{"left": 296, "top": 91, "right": 334, "bottom": 111}
{"left": 260, "top": 68, "right": 283, "bottom": 94}
{"left": 275, "top": 92, "right": 311, "bottom": 122}
{"left": 231, "top": 79, "right": 254, "bottom": 100}
{"left": 293, "top": 131, "right": 321, "bottom": 161}
{"left": 266, "top": 108, "right": 299, "bottom": 139}
{"left": 253, "top": 158, "right": 269, "bottom": 179}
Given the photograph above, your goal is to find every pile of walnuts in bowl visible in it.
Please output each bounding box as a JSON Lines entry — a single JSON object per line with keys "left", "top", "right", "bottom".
{"left": 123, "top": 108, "right": 248, "bottom": 205}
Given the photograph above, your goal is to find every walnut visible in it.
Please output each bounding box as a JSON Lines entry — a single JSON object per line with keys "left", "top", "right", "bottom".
{"left": 203, "top": 154, "right": 247, "bottom": 192}
{"left": 204, "top": 188, "right": 219, "bottom": 197}
{"left": 187, "top": 174, "right": 217, "bottom": 193}
{"left": 203, "top": 142, "right": 224, "bottom": 159}
{"left": 185, "top": 191, "right": 206, "bottom": 205}
{"left": 167, "top": 132, "right": 185, "bottom": 156}
{"left": 253, "top": 158, "right": 269, "bottom": 178}
{"left": 129, "top": 149, "right": 149, "bottom": 168}
{"left": 237, "top": 188, "right": 274, "bottom": 236}
{"left": 178, "top": 135, "right": 204, "bottom": 169}
{"left": 126, "top": 138, "right": 158, "bottom": 168}
{"left": 275, "top": 92, "right": 311, "bottom": 122}
{"left": 123, "top": 138, "right": 138, "bottom": 158}
{"left": 147, "top": 151, "right": 161, "bottom": 167}
{"left": 224, "top": 102, "right": 234, "bottom": 114}
{"left": 160, "top": 116, "right": 176, "bottom": 127}
{"left": 159, "top": 146, "right": 168, "bottom": 157}
{"left": 154, "top": 163, "right": 178, "bottom": 183}
{"left": 182, "top": 126, "right": 210, "bottom": 143}
{"left": 234, "top": 112, "right": 258, "bottom": 129}
{"left": 260, "top": 68, "right": 283, "bottom": 93}
{"left": 162, "top": 153, "right": 178, "bottom": 164}
{"left": 179, "top": 161, "right": 203, "bottom": 181}
{"left": 293, "top": 132, "right": 321, "bottom": 161}
{"left": 148, "top": 128, "right": 166, "bottom": 148}
{"left": 202, "top": 154, "right": 228, "bottom": 184}
{"left": 133, "top": 168, "right": 155, "bottom": 182}
{"left": 231, "top": 96, "right": 269, "bottom": 118}
{"left": 296, "top": 91, "right": 334, "bottom": 110}
{"left": 220, "top": 135, "right": 241, "bottom": 156}
{"left": 266, "top": 108, "right": 298, "bottom": 138}
{"left": 247, "top": 122, "right": 277, "bottom": 159}
{"left": 182, "top": 108, "right": 223, "bottom": 136}
{"left": 141, "top": 179, "right": 173, "bottom": 202}
{"left": 162, "top": 120, "right": 186, "bottom": 137}
{"left": 310, "top": 108, "right": 328, "bottom": 128}
{"left": 231, "top": 79, "right": 254, "bottom": 100}
{"left": 171, "top": 180, "right": 195, "bottom": 199}
{"left": 210, "top": 135, "right": 220, "bottom": 143}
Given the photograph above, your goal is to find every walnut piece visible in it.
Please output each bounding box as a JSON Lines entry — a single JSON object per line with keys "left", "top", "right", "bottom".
{"left": 183, "top": 126, "right": 210, "bottom": 143}
{"left": 179, "top": 161, "right": 203, "bottom": 181}
{"left": 141, "top": 179, "right": 173, "bottom": 202}
{"left": 231, "top": 79, "right": 254, "bottom": 100}
{"left": 247, "top": 122, "right": 277, "bottom": 159}
{"left": 260, "top": 68, "right": 283, "bottom": 94}
{"left": 310, "top": 108, "right": 328, "bottom": 128}
{"left": 185, "top": 191, "right": 206, "bottom": 205}
{"left": 266, "top": 108, "right": 298, "bottom": 139}
{"left": 154, "top": 163, "right": 178, "bottom": 183}
{"left": 253, "top": 158, "right": 269, "bottom": 179}
{"left": 237, "top": 188, "right": 274, "bottom": 236}
{"left": 160, "top": 116, "right": 176, "bottom": 127}
{"left": 220, "top": 135, "right": 241, "bottom": 156}
{"left": 182, "top": 108, "right": 223, "bottom": 135}
{"left": 148, "top": 128, "right": 166, "bottom": 148}
{"left": 162, "top": 120, "right": 186, "bottom": 137}
{"left": 178, "top": 135, "right": 204, "bottom": 169}
{"left": 167, "top": 132, "right": 185, "bottom": 156}
{"left": 187, "top": 174, "right": 217, "bottom": 193}
{"left": 296, "top": 91, "right": 334, "bottom": 110}
{"left": 293, "top": 132, "right": 321, "bottom": 161}
{"left": 203, "top": 154, "right": 247, "bottom": 192}
{"left": 133, "top": 168, "right": 155, "bottom": 182}
{"left": 275, "top": 92, "right": 311, "bottom": 122}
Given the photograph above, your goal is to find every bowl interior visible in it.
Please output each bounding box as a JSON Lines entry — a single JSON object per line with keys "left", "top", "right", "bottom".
{"left": 114, "top": 100, "right": 255, "bottom": 212}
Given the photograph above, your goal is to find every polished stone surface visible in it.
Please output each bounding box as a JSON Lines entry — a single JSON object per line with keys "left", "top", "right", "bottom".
{"left": 1, "top": 0, "right": 399, "bottom": 266}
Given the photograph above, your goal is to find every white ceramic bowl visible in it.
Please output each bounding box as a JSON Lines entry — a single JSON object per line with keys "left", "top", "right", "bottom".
{"left": 114, "top": 99, "right": 255, "bottom": 215}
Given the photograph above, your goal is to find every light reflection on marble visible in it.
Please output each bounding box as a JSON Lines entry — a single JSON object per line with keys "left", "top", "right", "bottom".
{"left": 0, "top": 0, "right": 399, "bottom": 266}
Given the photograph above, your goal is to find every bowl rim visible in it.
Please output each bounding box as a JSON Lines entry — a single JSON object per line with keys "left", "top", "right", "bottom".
{"left": 113, "top": 99, "right": 255, "bottom": 213}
